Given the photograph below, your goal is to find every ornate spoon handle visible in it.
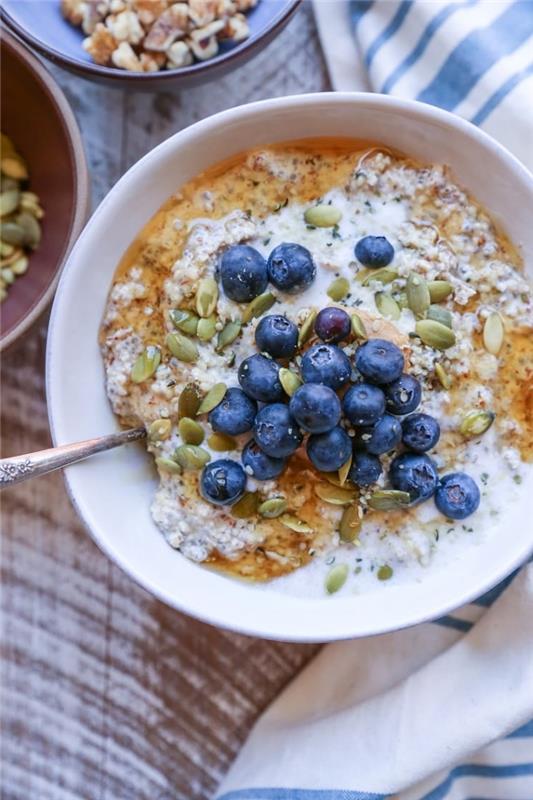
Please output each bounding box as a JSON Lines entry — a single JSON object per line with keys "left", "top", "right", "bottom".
{"left": 0, "top": 427, "right": 146, "bottom": 489}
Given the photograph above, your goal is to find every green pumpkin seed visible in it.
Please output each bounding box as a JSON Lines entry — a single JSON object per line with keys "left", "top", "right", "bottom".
{"left": 178, "top": 417, "right": 205, "bottom": 445}
{"left": 377, "top": 564, "right": 393, "bottom": 581}
{"left": 351, "top": 312, "right": 367, "bottom": 339}
{"left": 406, "top": 272, "right": 430, "bottom": 317}
{"left": 327, "top": 276, "right": 350, "bottom": 301}
{"left": 231, "top": 492, "right": 259, "bottom": 519}
{"left": 1, "top": 155, "right": 28, "bottom": 180}
{"left": 11, "top": 255, "right": 28, "bottom": 275}
{"left": 483, "top": 312, "right": 504, "bottom": 355}
{"left": 148, "top": 418, "right": 172, "bottom": 442}
{"left": 174, "top": 444, "right": 211, "bottom": 470}
{"left": 169, "top": 308, "right": 199, "bottom": 336}
{"left": 415, "top": 319, "right": 456, "bottom": 350}
{"left": 15, "top": 211, "right": 41, "bottom": 249}
{"left": 0, "top": 241, "right": 14, "bottom": 258}
{"left": 0, "top": 189, "right": 20, "bottom": 217}
{"left": 459, "top": 409, "right": 495, "bottom": 438}
{"left": 0, "top": 221, "right": 25, "bottom": 246}
{"left": 427, "top": 304, "right": 453, "bottom": 328}
{"left": 279, "top": 367, "right": 302, "bottom": 397}
{"left": 304, "top": 205, "right": 342, "bottom": 227}
{"left": 315, "top": 483, "right": 357, "bottom": 505}
{"left": 396, "top": 292, "right": 408, "bottom": 310}
{"left": 197, "top": 315, "right": 217, "bottom": 342}
{"left": 338, "top": 453, "right": 353, "bottom": 487}
{"left": 195, "top": 277, "right": 218, "bottom": 318}
{"left": 196, "top": 382, "right": 227, "bottom": 415}
{"left": 368, "top": 490, "right": 411, "bottom": 510}
{"left": 375, "top": 292, "right": 400, "bottom": 320}
{"left": 325, "top": 563, "right": 349, "bottom": 594}
{"left": 216, "top": 319, "right": 241, "bottom": 352}
{"left": 155, "top": 456, "right": 182, "bottom": 474}
{"left": 207, "top": 432, "right": 237, "bottom": 451}
{"left": 339, "top": 505, "right": 361, "bottom": 543}
{"left": 428, "top": 280, "right": 453, "bottom": 303}
{"left": 434, "top": 362, "right": 452, "bottom": 390}
{"left": 298, "top": 308, "right": 317, "bottom": 347}
{"left": 2, "top": 267, "right": 15, "bottom": 284}
{"left": 166, "top": 332, "right": 199, "bottom": 363}
{"left": 241, "top": 291, "right": 277, "bottom": 324}
{"left": 279, "top": 514, "right": 313, "bottom": 533}
{"left": 320, "top": 472, "right": 342, "bottom": 487}
{"left": 225, "top": 350, "right": 236, "bottom": 368}
{"left": 258, "top": 497, "right": 288, "bottom": 518}
{"left": 360, "top": 267, "right": 398, "bottom": 286}
{"left": 178, "top": 383, "right": 202, "bottom": 419}
{"left": 131, "top": 345, "right": 161, "bottom": 383}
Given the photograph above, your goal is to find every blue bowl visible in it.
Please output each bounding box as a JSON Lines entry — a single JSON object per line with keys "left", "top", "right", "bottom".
{"left": 1, "top": 0, "right": 301, "bottom": 88}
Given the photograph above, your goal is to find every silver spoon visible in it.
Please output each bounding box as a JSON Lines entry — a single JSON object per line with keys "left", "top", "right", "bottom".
{"left": 0, "top": 427, "right": 147, "bottom": 488}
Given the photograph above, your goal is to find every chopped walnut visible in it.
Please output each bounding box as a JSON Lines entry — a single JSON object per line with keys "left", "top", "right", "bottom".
{"left": 61, "top": 0, "right": 85, "bottom": 26}
{"left": 83, "top": 22, "right": 117, "bottom": 65}
{"left": 109, "top": 0, "right": 127, "bottom": 12}
{"left": 220, "top": 11, "right": 248, "bottom": 41}
{"left": 188, "top": 33, "right": 219, "bottom": 60}
{"left": 188, "top": 0, "right": 218, "bottom": 26}
{"left": 111, "top": 40, "right": 143, "bottom": 70}
{"left": 166, "top": 40, "right": 194, "bottom": 68}
{"left": 189, "top": 18, "right": 225, "bottom": 41}
{"left": 106, "top": 9, "right": 144, "bottom": 43}
{"left": 131, "top": 0, "right": 169, "bottom": 27}
{"left": 144, "top": 3, "right": 189, "bottom": 51}
{"left": 81, "top": 0, "right": 110, "bottom": 34}
{"left": 140, "top": 51, "right": 167, "bottom": 71}
{"left": 234, "top": 0, "right": 257, "bottom": 9}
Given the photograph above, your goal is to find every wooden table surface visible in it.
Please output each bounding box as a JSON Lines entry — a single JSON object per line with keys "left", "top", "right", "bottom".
{"left": 1, "top": 6, "right": 330, "bottom": 798}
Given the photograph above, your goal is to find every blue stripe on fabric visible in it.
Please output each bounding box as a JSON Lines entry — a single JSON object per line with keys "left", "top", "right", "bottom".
{"left": 364, "top": 1, "right": 414, "bottom": 68}
{"left": 350, "top": 1, "right": 375, "bottom": 30}
{"left": 471, "top": 62, "right": 533, "bottom": 125}
{"left": 472, "top": 569, "right": 519, "bottom": 607}
{"left": 218, "top": 790, "right": 387, "bottom": 800}
{"left": 417, "top": 1, "right": 533, "bottom": 110}
{"left": 433, "top": 614, "right": 473, "bottom": 633}
{"left": 381, "top": 0, "right": 477, "bottom": 93}
{"left": 420, "top": 762, "right": 533, "bottom": 800}
{"left": 507, "top": 719, "right": 533, "bottom": 738}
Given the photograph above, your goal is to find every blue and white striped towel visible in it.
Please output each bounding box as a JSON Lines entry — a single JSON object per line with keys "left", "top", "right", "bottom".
{"left": 215, "top": 3, "right": 533, "bottom": 799}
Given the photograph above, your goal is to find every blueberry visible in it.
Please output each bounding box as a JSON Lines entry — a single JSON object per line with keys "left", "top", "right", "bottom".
{"left": 349, "top": 452, "right": 382, "bottom": 487}
{"left": 354, "top": 235, "right": 394, "bottom": 268}
{"left": 358, "top": 414, "right": 401, "bottom": 455}
{"left": 218, "top": 244, "right": 268, "bottom": 302}
{"left": 253, "top": 403, "right": 302, "bottom": 458}
{"left": 301, "top": 343, "right": 351, "bottom": 390}
{"left": 238, "top": 354, "right": 284, "bottom": 403}
{"left": 384, "top": 374, "right": 422, "bottom": 415}
{"left": 307, "top": 427, "right": 352, "bottom": 472}
{"left": 255, "top": 314, "right": 298, "bottom": 359}
{"left": 389, "top": 453, "right": 438, "bottom": 505}
{"left": 267, "top": 242, "right": 316, "bottom": 293}
{"left": 208, "top": 387, "right": 257, "bottom": 436}
{"left": 314, "top": 307, "right": 351, "bottom": 344}
{"left": 242, "top": 439, "right": 286, "bottom": 481}
{"left": 402, "top": 413, "right": 440, "bottom": 452}
{"left": 435, "top": 472, "right": 480, "bottom": 520}
{"left": 200, "top": 459, "right": 246, "bottom": 506}
{"left": 289, "top": 383, "right": 341, "bottom": 433}
{"left": 343, "top": 383, "right": 386, "bottom": 426}
{"left": 355, "top": 338, "right": 404, "bottom": 384}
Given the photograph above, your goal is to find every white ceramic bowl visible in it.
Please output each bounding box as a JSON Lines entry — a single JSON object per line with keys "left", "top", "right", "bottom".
{"left": 47, "top": 93, "right": 533, "bottom": 642}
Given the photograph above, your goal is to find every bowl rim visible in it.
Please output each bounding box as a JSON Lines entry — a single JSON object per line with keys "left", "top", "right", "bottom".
{"left": 0, "top": 0, "right": 302, "bottom": 84}
{"left": 46, "top": 92, "right": 533, "bottom": 641}
{"left": 1, "top": 31, "right": 91, "bottom": 352}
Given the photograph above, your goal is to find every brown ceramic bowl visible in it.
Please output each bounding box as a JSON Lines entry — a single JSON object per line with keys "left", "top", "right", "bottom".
{"left": 1, "top": 31, "right": 90, "bottom": 352}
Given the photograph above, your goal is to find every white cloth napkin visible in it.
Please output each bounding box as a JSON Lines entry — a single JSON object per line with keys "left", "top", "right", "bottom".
{"left": 216, "top": 3, "right": 533, "bottom": 798}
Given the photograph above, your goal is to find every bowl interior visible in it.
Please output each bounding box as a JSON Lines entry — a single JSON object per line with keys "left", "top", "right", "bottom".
{"left": 47, "top": 94, "right": 533, "bottom": 641}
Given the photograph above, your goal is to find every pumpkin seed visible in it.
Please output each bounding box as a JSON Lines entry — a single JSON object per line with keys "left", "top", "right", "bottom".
{"left": 178, "top": 417, "right": 205, "bottom": 445}
{"left": 320, "top": 472, "right": 342, "bottom": 487}
{"left": 258, "top": 497, "right": 288, "bottom": 518}
{"left": 279, "top": 514, "right": 313, "bottom": 533}
{"left": 415, "top": 319, "right": 456, "bottom": 350}
{"left": 155, "top": 456, "right": 182, "bottom": 474}
{"left": 196, "top": 382, "right": 227, "bottom": 415}
{"left": 0, "top": 241, "right": 14, "bottom": 258}
{"left": 338, "top": 453, "right": 353, "bottom": 487}
{"left": 339, "top": 505, "right": 362, "bottom": 543}
{"left": 174, "top": 444, "right": 211, "bottom": 470}
{"left": 0, "top": 189, "right": 20, "bottom": 217}
{"left": 279, "top": 367, "right": 302, "bottom": 397}
{"left": 367, "top": 489, "right": 411, "bottom": 510}
{"left": 483, "top": 312, "right": 504, "bottom": 355}
{"left": 241, "top": 291, "right": 276, "bottom": 324}
{"left": 231, "top": 492, "right": 259, "bottom": 519}
{"left": 2, "top": 267, "right": 15, "bottom": 284}
{"left": 351, "top": 312, "right": 367, "bottom": 339}
{"left": 148, "top": 418, "right": 172, "bottom": 442}
{"left": 1, "top": 156, "right": 28, "bottom": 180}
{"left": 325, "top": 563, "right": 349, "bottom": 594}
{"left": 459, "top": 409, "right": 495, "bottom": 438}
{"left": 169, "top": 308, "right": 199, "bottom": 336}
{"left": 304, "top": 204, "right": 342, "bottom": 227}
{"left": 315, "top": 483, "right": 357, "bottom": 505}
{"left": 0, "top": 176, "right": 18, "bottom": 192}
{"left": 427, "top": 304, "right": 453, "bottom": 328}
{"left": 131, "top": 345, "right": 161, "bottom": 383}
{"left": 377, "top": 564, "right": 393, "bottom": 581}
{"left": 375, "top": 292, "right": 400, "bottom": 320}
{"left": 197, "top": 315, "right": 217, "bottom": 341}
{"left": 326, "top": 276, "right": 350, "bottom": 301}
{"left": 406, "top": 272, "right": 430, "bottom": 317}
{"left": 434, "top": 362, "right": 452, "bottom": 390}
{"left": 20, "top": 192, "right": 43, "bottom": 218}
{"left": 360, "top": 267, "right": 398, "bottom": 286}
{"left": 16, "top": 211, "right": 41, "bottom": 249}
{"left": 166, "top": 332, "right": 199, "bottom": 363}
{"left": 195, "top": 276, "right": 218, "bottom": 318}
{"left": 216, "top": 319, "right": 241, "bottom": 352}
{"left": 396, "top": 292, "right": 408, "bottom": 310}
{"left": 428, "top": 280, "right": 453, "bottom": 303}
{"left": 298, "top": 308, "right": 317, "bottom": 347}
{"left": 178, "top": 383, "right": 202, "bottom": 419}
{"left": 207, "top": 432, "right": 237, "bottom": 451}
{"left": 0, "top": 221, "right": 25, "bottom": 246}
{"left": 11, "top": 255, "right": 28, "bottom": 275}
